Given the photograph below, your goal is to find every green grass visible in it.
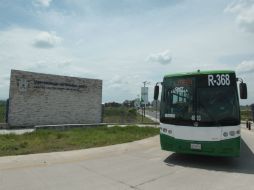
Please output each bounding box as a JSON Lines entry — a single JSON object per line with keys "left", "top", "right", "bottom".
{"left": 241, "top": 110, "right": 253, "bottom": 121}
{"left": 103, "top": 107, "right": 155, "bottom": 123}
{"left": 0, "top": 126, "right": 159, "bottom": 156}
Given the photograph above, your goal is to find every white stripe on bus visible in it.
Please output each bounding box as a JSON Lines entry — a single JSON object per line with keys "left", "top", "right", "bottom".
{"left": 160, "top": 123, "right": 240, "bottom": 141}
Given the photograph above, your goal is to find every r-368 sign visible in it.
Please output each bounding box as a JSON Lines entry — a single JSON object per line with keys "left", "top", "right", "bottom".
{"left": 208, "top": 74, "right": 231, "bottom": 86}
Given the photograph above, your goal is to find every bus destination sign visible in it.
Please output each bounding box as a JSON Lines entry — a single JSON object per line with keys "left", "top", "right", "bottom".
{"left": 197, "top": 73, "right": 236, "bottom": 88}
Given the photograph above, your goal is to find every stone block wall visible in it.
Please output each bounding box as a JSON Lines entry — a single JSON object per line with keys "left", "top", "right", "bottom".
{"left": 8, "top": 70, "right": 102, "bottom": 127}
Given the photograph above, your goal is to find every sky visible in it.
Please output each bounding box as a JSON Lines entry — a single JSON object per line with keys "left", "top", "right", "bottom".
{"left": 0, "top": 0, "right": 254, "bottom": 104}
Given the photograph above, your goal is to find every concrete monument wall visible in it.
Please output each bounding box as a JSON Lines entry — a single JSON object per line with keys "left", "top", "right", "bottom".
{"left": 8, "top": 70, "right": 102, "bottom": 127}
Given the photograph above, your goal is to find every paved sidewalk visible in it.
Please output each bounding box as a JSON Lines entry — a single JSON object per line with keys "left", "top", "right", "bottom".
{"left": 0, "top": 128, "right": 35, "bottom": 135}
{"left": 138, "top": 110, "right": 160, "bottom": 123}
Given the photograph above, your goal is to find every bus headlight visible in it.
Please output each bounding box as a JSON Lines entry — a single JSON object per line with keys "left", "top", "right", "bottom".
{"left": 163, "top": 128, "right": 167, "bottom": 133}
{"left": 168, "top": 130, "right": 172, "bottom": 134}
{"left": 223, "top": 132, "right": 228, "bottom": 137}
{"left": 229, "top": 131, "right": 235, "bottom": 136}
{"left": 236, "top": 130, "right": 240, "bottom": 135}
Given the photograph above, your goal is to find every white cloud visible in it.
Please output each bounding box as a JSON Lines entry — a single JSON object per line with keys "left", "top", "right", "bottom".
{"left": 57, "top": 60, "right": 72, "bottom": 68}
{"left": 0, "top": 27, "right": 74, "bottom": 99}
{"left": 107, "top": 74, "right": 140, "bottom": 90}
{"left": 34, "top": 0, "right": 52, "bottom": 7}
{"left": 108, "top": 75, "right": 128, "bottom": 88}
{"left": 147, "top": 50, "right": 172, "bottom": 65}
{"left": 225, "top": 0, "right": 254, "bottom": 33}
{"left": 1, "top": 1, "right": 254, "bottom": 104}
{"left": 104, "top": 74, "right": 147, "bottom": 102}
{"left": 236, "top": 60, "right": 254, "bottom": 73}
{"left": 33, "top": 31, "right": 62, "bottom": 48}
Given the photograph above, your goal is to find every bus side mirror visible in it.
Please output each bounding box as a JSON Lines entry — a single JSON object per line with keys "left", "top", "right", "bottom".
{"left": 154, "top": 85, "right": 159, "bottom": 100}
{"left": 239, "top": 83, "right": 247, "bottom": 99}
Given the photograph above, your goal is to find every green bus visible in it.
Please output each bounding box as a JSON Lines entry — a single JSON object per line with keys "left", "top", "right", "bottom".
{"left": 154, "top": 70, "right": 247, "bottom": 157}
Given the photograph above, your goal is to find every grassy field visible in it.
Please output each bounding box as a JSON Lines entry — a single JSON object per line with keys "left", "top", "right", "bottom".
{"left": 103, "top": 107, "right": 155, "bottom": 123}
{"left": 0, "top": 126, "right": 159, "bottom": 156}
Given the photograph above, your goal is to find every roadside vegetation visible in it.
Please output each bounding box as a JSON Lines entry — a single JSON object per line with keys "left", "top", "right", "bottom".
{"left": 241, "top": 110, "right": 253, "bottom": 121}
{"left": 0, "top": 126, "right": 159, "bottom": 156}
{"left": 102, "top": 106, "right": 155, "bottom": 123}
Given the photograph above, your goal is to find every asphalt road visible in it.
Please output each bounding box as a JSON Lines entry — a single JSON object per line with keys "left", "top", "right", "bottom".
{"left": 0, "top": 127, "right": 254, "bottom": 190}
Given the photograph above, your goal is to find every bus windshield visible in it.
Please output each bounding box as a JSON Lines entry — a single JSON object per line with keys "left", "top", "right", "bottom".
{"left": 197, "top": 86, "right": 240, "bottom": 126}
{"left": 160, "top": 74, "right": 240, "bottom": 126}
{"left": 160, "top": 77, "right": 195, "bottom": 126}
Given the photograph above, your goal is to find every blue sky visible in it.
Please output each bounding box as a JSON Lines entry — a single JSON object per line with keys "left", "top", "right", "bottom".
{"left": 0, "top": 0, "right": 254, "bottom": 104}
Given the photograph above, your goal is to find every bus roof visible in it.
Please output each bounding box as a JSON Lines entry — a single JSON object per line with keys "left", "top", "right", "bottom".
{"left": 164, "top": 70, "right": 235, "bottom": 78}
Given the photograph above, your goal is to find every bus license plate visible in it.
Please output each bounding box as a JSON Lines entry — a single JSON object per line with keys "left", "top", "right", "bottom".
{"left": 191, "top": 143, "right": 201, "bottom": 150}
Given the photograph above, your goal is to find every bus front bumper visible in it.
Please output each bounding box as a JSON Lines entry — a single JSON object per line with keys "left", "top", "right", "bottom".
{"left": 160, "top": 133, "right": 240, "bottom": 157}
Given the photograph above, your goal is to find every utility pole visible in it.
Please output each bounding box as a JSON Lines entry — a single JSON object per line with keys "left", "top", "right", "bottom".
{"left": 155, "top": 82, "right": 160, "bottom": 122}
{"left": 142, "top": 81, "right": 150, "bottom": 120}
